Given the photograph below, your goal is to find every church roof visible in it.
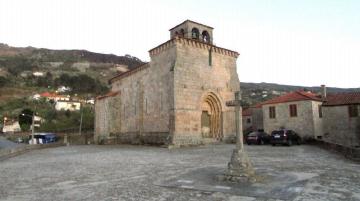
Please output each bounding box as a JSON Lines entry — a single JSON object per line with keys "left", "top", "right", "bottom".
{"left": 149, "top": 37, "right": 239, "bottom": 58}
{"left": 96, "top": 91, "right": 120, "bottom": 100}
{"left": 169, "top": 19, "right": 214, "bottom": 31}
{"left": 109, "top": 63, "right": 150, "bottom": 84}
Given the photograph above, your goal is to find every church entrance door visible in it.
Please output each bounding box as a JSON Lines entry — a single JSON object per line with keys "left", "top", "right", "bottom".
{"left": 201, "top": 93, "right": 222, "bottom": 140}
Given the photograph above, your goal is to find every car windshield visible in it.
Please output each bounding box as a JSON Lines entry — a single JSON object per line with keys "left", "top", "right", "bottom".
{"left": 248, "top": 132, "right": 258, "bottom": 137}
{"left": 271, "top": 130, "right": 284, "bottom": 135}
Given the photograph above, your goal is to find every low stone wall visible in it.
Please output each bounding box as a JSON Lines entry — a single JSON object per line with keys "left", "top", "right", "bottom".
{"left": 98, "top": 132, "right": 170, "bottom": 145}
{"left": 0, "top": 143, "right": 65, "bottom": 161}
{"left": 58, "top": 133, "right": 94, "bottom": 145}
{"left": 311, "top": 140, "right": 360, "bottom": 162}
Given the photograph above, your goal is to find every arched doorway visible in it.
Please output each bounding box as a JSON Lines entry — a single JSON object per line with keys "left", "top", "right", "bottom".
{"left": 201, "top": 93, "right": 222, "bottom": 140}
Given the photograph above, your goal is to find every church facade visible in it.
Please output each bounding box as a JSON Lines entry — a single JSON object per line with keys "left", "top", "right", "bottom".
{"left": 95, "top": 20, "right": 240, "bottom": 146}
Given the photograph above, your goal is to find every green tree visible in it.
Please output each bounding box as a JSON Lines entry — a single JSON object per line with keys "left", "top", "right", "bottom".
{"left": 0, "top": 76, "right": 8, "bottom": 87}
{"left": 18, "top": 108, "right": 33, "bottom": 131}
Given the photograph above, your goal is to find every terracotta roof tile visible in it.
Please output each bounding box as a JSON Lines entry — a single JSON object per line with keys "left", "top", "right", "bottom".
{"left": 323, "top": 92, "right": 360, "bottom": 106}
{"left": 242, "top": 108, "right": 252, "bottom": 116}
{"left": 96, "top": 91, "right": 120, "bottom": 100}
{"left": 261, "top": 91, "right": 321, "bottom": 105}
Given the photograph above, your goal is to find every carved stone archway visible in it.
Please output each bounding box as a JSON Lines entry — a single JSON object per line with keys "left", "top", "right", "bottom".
{"left": 201, "top": 92, "right": 223, "bottom": 140}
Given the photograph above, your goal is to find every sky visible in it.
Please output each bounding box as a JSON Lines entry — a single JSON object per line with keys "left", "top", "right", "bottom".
{"left": 0, "top": 0, "right": 359, "bottom": 88}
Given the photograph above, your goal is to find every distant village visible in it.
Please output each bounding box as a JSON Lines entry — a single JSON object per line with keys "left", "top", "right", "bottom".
{"left": 2, "top": 87, "right": 94, "bottom": 133}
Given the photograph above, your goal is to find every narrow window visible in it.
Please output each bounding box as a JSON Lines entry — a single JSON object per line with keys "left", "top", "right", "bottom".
{"left": 160, "top": 92, "right": 162, "bottom": 111}
{"left": 269, "top": 106, "right": 276, "bottom": 119}
{"left": 318, "top": 105, "right": 323, "bottom": 118}
{"left": 145, "top": 98, "right": 148, "bottom": 114}
{"left": 246, "top": 118, "right": 251, "bottom": 124}
{"left": 348, "top": 105, "right": 358, "bottom": 117}
{"left": 289, "top": 104, "right": 297, "bottom": 117}
{"left": 208, "top": 48, "right": 212, "bottom": 66}
{"left": 123, "top": 105, "right": 126, "bottom": 119}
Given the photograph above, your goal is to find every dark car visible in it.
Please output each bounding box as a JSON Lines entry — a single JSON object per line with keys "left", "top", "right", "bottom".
{"left": 246, "top": 131, "right": 270, "bottom": 145}
{"left": 270, "top": 129, "right": 301, "bottom": 146}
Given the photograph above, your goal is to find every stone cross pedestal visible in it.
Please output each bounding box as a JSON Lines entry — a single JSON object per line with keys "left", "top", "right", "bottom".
{"left": 222, "top": 91, "right": 256, "bottom": 182}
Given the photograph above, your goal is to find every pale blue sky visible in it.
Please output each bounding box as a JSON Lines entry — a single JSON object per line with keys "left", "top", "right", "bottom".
{"left": 0, "top": 0, "right": 359, "bottom": 88}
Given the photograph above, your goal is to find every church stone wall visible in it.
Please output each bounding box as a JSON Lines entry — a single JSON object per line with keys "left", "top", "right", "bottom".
{"left": 95, "top": 21, "right": 241, "bottom": 146}
{"left": 105, "top": 45, "right": 176, "bottom": 144}
{"left": 172, "top": 39, "right": 239, "bottom": 145}
{"left": 94, "top": 94, "right": 121, "bottom": 144}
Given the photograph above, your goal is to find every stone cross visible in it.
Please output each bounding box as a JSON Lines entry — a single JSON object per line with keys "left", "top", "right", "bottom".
{"left": 225, "top": 91, "right": 244, "bottom": 150}
{"left": 223, "top": 91, "right": 256, "bottom": 182}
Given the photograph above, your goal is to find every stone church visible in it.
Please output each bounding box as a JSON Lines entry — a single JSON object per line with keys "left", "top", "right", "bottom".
{"left": 95, "top": 20, "right": 240, "bottom": 146}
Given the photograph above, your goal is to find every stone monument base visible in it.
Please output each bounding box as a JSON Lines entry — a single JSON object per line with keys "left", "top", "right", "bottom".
{"left": 218, "top": 148, "right": 257, "bottom": 182}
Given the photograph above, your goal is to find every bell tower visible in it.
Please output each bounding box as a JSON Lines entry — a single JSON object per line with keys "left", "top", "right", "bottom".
{"left": 169, "top": 20, "right": 214, "bottom": 44}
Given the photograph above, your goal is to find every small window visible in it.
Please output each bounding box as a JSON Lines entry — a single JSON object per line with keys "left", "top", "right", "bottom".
{"left": 289, "top": 104, "right": 297, "bottom": 117}
{"left": 246, "top": 118, "right": 251, "bottom": 124}
{"left": 191, "top": 28, "right": 200, "bottom": 40}
{"left": 348, "top": 105, "right": 358, "bottom": 117}
{"left": 180, "top": 29, "right": 185, "bottom": 37}
{"left": 269, "top": 106, "right": 276, "bottom": 119}
{"left": 318, "top": 105, "right": 323, "bottom": 118}
{"left": 202, "top": 31, "right": 210, "bottom": 43}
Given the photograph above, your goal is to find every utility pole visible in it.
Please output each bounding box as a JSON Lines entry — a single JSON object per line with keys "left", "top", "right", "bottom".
{"left": 79, "top": 103, "right": 83, "bottom": 135}
{"left": 31, "top": 113, "right": 35, "bottom": 144}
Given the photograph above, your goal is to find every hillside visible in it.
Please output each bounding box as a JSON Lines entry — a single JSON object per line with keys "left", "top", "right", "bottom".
{"left": 0, "top": 43, "right": 145, "bottom": 104}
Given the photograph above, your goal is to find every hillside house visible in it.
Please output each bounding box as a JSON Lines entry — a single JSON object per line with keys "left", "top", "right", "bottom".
{"left": 38, "top": 92, "right": 70, "bottom": 102}
{"left": 262, "top": 91, "right": 323, "bottom": 139}
{"left": 2, "top": 118, "right": 21, "bottom": 133}
{"left": 55, "top": 101, "right": 81, "bottom": 111}
{"left": 322, "top": 92, "right": 360, "bottom": 147}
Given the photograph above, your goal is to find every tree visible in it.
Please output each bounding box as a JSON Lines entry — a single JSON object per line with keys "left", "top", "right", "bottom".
{"left": 0, "top": 76, "right": 8, "bottom": 87}
{"left": 18, "top": 108, "right": 33, "bottom": 131}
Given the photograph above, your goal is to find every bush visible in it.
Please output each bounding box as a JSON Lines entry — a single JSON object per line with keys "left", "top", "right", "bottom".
{"left": 0, "top": 76, "right": 8, "bottom": 87}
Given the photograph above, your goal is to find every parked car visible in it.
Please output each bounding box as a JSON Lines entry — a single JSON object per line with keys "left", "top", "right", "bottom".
{"left": 28, "top": 133, "right": 57, "bottom": 144}
{"left": 246, "top": 131, "right": 270, "bottom": 145}
{"left": 270, "top": 129, "right": 301, "bottom": 146}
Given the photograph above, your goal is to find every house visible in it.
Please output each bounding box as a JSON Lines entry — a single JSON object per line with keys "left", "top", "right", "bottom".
{"left": 55, "top": 101, "right": 81, "bottom": 111}
{"left": 262, "top": 90, "right": 323, "bottom": 140}
{"left": 32, "top": 71, "right": 45, "bottom": 77}
{"left": 2, "top": 118, "right": 21, "bottom": 133}
{"left": 95, "top": 20, "right": 240, "bottom": 146}
{"left": 242, "top": 103, "right": 263, "bottom": 134}
{"left": 39, "top": 92, "right": 70, "bottom": 102}
{"left": 56, "top": 86, "right": 71, "bottom": 93}
{"left": 322, "top": 92, "right": 360, "bottom": 147}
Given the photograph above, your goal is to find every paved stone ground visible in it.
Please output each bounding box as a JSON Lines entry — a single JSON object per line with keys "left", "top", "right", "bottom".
{"left": 0, "top": 136, "right": 23, "bottom": 149}
{"left": 0, "top": 144, "right": 359, "bottom": 201}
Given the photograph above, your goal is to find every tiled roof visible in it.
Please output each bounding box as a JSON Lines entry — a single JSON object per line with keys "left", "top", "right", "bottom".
{"left": 169, "top": 19, "right": 214, "bottom": 31}
{"left": 40, "top": 92, "right": 67, "bottom": 98}
{"left": 242, "top": 108, "right": 252, "bottom": 116}
{"left": 261, "top": 91, "right": 322, "bottom": 105}
{"left": 323, "top": 92, "right": 360, "bottom": 106}
{"left": 96, "top": 91, "right": 120, "bottom": 100}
